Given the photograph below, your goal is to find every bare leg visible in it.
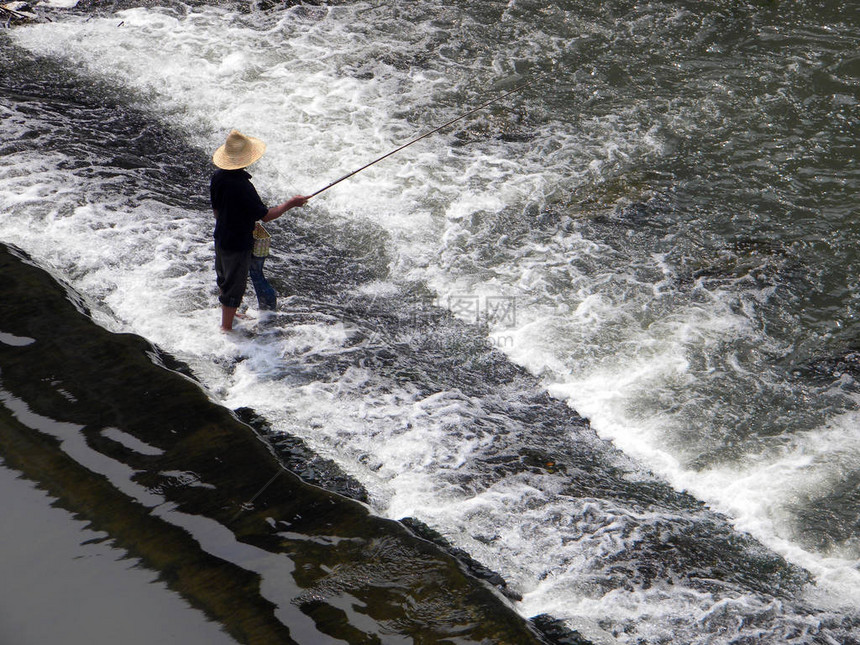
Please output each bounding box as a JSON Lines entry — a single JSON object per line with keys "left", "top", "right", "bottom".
{"left": 221, "top": 305, "right": 238, "bottom": 332}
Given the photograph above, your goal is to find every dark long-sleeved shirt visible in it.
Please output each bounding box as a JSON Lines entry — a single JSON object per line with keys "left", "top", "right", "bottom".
{"left": 210, "top": 169, "right": 268, "bottom": 252}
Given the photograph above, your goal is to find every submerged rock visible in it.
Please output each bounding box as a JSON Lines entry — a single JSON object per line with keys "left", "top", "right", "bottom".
{"left": 1, "top": 1, "right": 38, "bottom": 23}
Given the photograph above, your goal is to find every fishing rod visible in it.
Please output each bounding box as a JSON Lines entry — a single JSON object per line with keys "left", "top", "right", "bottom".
{"left": 308, "top": 79, "right": 534, "bottom": 198}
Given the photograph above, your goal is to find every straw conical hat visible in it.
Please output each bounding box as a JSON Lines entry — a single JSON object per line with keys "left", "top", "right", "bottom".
{"left": 213, "top": 130, "right": 266, "bottom": 170}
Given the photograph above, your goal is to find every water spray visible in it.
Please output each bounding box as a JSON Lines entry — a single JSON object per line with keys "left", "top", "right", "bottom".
{"left": 308, "top": 79, "right": 534, "bottom": 198}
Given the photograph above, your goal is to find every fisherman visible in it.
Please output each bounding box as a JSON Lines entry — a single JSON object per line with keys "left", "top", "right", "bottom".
{"left": 210, "top": 129, "right": 308, "bottom": 332}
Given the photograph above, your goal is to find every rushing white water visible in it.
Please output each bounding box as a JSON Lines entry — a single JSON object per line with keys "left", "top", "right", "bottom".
{"left": 5, "top": 1, "right": 860, "bottom": 642}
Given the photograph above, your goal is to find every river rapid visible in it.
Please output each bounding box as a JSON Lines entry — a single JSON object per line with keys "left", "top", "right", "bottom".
{"left": 2, "top": 1, "right": 859, "bottom": 643}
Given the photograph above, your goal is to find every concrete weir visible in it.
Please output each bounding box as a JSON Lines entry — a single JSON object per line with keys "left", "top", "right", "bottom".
{"left": 0, "top": 243, "right": 560, "bottom": 645}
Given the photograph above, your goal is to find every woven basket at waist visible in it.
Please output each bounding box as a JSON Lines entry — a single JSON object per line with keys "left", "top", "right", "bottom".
{"left": 252, "top": 222, "right": 271, "bottom": 257}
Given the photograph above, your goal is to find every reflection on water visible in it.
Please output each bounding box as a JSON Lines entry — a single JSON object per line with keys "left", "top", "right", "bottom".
{"left": 0, "top": 460, "right": 238, "bottom": 645}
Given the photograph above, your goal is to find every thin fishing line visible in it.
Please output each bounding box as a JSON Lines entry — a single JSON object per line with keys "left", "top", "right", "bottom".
{"left": 309, "top": 79, "right": 534, "bottom": 198}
